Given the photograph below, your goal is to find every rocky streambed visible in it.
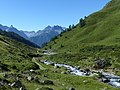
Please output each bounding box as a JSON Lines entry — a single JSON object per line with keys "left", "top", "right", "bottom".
{"left": 40, "top": 60, "right": 120, "bottom": 88}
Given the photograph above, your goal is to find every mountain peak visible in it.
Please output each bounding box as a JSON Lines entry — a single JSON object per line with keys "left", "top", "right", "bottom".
{"left": 0, "top": 24, "right": 65, "bottom": 46}
{"left": 52, "top": 25, "right": 64, "bottom": 30}
{"left": 10, "top": 25, "right": 13, "bottom": 27}
{"left": 44, "top": 25, "right": 52, "bottom": 30}
{"left": 43, "top": 25, "right": 64, "bottom": 31}
{"left": 10, "top": 25, "right": 14, "bottom": 28}
{"left": 46, "top": 25, "right": 52, "bottom": 28}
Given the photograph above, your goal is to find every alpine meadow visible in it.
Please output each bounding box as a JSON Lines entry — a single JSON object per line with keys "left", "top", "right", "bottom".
{"left": 1, "top": 0, "right": 120, "bottom": 90}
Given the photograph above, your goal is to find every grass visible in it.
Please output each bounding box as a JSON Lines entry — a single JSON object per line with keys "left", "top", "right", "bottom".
{"left": 43, "top": 0, "right": 120, "bottom": 72}
{"left": 32, "top": 57, "right": 46, "bottom": 70}
{"left": 0, "top": 31, "right": 39, "bottom": 71}
{"left": 44, "top": 0, "right": 120, "bottom": 51}
{"left": 1, "top": 0, "right": 120, "bottom": 90}
{"left": 21, "top": 60, "right": 120, "bottom": 90}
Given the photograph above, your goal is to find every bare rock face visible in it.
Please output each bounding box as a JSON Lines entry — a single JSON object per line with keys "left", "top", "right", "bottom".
{"left": 27, "top": 25, "right": 65, "bottom": 47}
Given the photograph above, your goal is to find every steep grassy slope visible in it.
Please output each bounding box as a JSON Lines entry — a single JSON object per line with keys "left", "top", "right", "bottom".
{"left": 43, "top": 0, "right": 120, "bottom": 73}
{"left": 45, "top": 0, "right": 120, "bottom": 51}
{"left": 0, "top": 30, "right": 39, "bottom": 71}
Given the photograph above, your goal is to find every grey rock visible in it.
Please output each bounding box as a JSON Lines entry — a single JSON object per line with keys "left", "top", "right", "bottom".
{"left": 27, "top": 76, "right": 33, "bottom": 81}
{"left": 41, "top": 80, "right": 54, "bottom": 85}
{"left": 69, "top": 87, "right": 75, "bottom": 90}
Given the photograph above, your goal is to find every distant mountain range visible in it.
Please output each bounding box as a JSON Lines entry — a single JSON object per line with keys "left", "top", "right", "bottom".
{"left": 0, "top": 24, "right": 65, "bottom": 47}
{"left": 0, "top": 24, "right": 28, "bottom": 39}
{"left": 0, "top": 29, "right": 39, "bottom": 48}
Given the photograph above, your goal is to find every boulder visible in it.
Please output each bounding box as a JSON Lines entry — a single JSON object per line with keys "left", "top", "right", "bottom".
{"left": 83, "top": 80, "right": 88, "bottom": 84}
{"left": 77, "top": 66, "right": 81, "bottom": 70}
{"left": 42, "top": 75, "right": 47, "bottom": 77}
{"left": 54, "top": 65, "right": 59, "bottom": 69}
{"left": 69, "top": 87, "right": 75, "bottom": 90}
{"left": 27, "top": 76, "right": 33, "bottom": 81}
{"left": 102, "top": 78, "right": 110, "bottom": 83}
{"left": 11, "top": 80, "right": 22, "bottom": 88}
{"left": 36, "top": 88, "right": 39, "bottom": 90}
{"left": 61, "top": 71, "right": 67, "bottom": 74}
{"left": 41, "top": 80, "right": 54, "bottom": 85}
{"left": 19, "top": 87, "right": 23, "bottom": 90}
{"left": 93, "top": 58, "right": 111, "bottom": 69}
{"left": 39, "top": 87, "right": 53, "bottom": 90}
{"left": 49, "top": 63, "right": 54, "bottom": 66}
{"left": 30, "top": 69, "right": 34, "bottom": 72}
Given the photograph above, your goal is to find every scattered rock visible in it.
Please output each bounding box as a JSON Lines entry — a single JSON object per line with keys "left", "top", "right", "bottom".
{"left": 49, "top": 63, "right": 54, "bottom": 66}
{"left": 0, "top": 81, "right": 4, "bottom": 86}
{"left": 93, "top": 58, "right": 111, "bottom": 69}
{"left": 11, "top": 80, "right": 22, "bottom": 88}
{"left": 83, "top": 80, "right": 88, "bottom": 84}
{"left": 30, "top": 69, "right": 34, "bottom": 72}
{"left": 54, "top": 65, "right": 59, "bottom": 69}
{"left": 39, "top": 87, "right": 53, "bottom": 90}
{"left": 27, "top": 76, "right": 33, "bottom": 81}
{"left": 102, "top": 78, "right": 110, "bottom": 83}
{"left": 61, "top": 71, "right": 67, "bottom": 74}
{"left": 84, "top": 68, "right": 91, "bottom": 76}
{"left": 36, "top": 88, "right": 40, "bottom": 90}
{"left": 62, "top": 83, "right": 65, "bottom": 86}
{"left": 69, "top": 87, "right": 75, "bottom": 90}
{"left": 11, "top": 82, "right": 16, "bottom": 87}
{"left": 41, "top": 80, "right": 54, "bottom": 85}
{"left": 3, "top": 73, "right": 8, "bottom": 79}
{"left": 42, "top": 74, "right": 47, "bottom": 77}
{"left": 77, "top": 66, "right": 81, "bottom": 70}
{"left": 19, "top": 87, "right": 23, "bottom": 90}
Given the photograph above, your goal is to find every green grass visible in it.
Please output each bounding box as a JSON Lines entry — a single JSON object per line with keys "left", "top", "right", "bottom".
{"left": 44, "top": 0, "right": 120, "bottom": 51}
{"left": 32, "top": 57, "right": 46, "bottom": 70}
{"left": 0, "top": 31, "right": 38, "bottom": 72}
{"left": 21, "top": 60, "right": 120, "bottom": 90}
{"left": 20, "top": 56, "right": 118, "bottom": 90}
{"left": 43, "top": 0, "right": 120, "bottom": 71}
{"left": 1, "top": 0, "right": 120, "bottom": 89}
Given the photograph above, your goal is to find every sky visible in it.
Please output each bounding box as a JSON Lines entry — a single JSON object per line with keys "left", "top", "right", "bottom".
{"left": 0, "top": 0, "right": 111, "bottom": 31}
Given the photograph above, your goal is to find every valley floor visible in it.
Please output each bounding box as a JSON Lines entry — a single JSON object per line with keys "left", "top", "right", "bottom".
{"left": 0, "top": 50, "right": 120, "bottom": 90}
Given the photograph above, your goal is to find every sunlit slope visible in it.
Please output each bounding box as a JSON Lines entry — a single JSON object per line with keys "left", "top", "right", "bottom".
{"left": 45, "top": 0, "right": 120, "bottom": 52}
{"left": 0, "top": 30, "right": 38, "bottom": 71}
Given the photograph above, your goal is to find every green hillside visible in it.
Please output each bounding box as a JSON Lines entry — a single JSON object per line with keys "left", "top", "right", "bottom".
{"left": 0, "top": 30, "right": 117, "bottom": 90}
{"left": 0, "top": 30, "right": 42, "bottom": 89}
{"left": 1, "top": 0, "right": 120, "bottom": 90}
{"left": 0, "top": 30, "right": 39, "bottom": 71}
{"left": 43, "top": 0, "right": 120, "bottom": 74}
